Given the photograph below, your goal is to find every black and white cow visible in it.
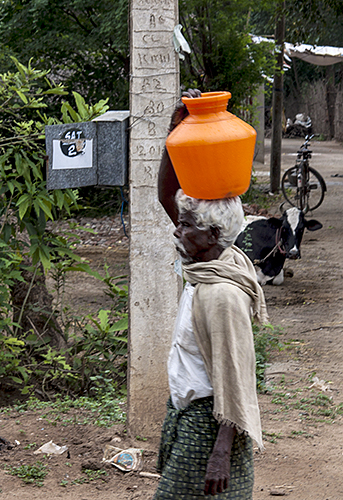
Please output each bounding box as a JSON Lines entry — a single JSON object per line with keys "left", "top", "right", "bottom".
{"left": 235, "top": 207, "right": 322, "bottom": 285}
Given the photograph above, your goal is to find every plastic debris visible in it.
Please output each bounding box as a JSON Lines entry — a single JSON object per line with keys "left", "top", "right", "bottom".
{"left": 139, "top": 471, "right": 161, "bottom": 479}
{"left": 33, "top": 440, "right": 68, "bottom": 455}
{"left": 102, "top": 444, "right": 123, "bottom": 461}
{"left": 173, "top": 24, "right": 191, "bottom": 60}
{"left": 309, "top": 376, "right": 331, "bottom": 392}
{"left": 111, "top": 448, "right": 143, "bottom": 472}
{"left": 103, "top": 446, "right": 143, "bottom": 472}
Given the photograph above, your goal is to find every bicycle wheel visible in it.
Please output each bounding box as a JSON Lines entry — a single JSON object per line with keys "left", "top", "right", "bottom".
{"left": 305, "top": 166, "right": 326, "bottom": 211}
{"left": 281, "top": 165, "right": 303, "bottom": 210}
{"left": 281, "top": 165, "right": 326, "bottom": 213}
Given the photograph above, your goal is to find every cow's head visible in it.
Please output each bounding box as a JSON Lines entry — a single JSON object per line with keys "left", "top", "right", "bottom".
{"left": 268, "top": 207, "right": 322, "bottom": 259}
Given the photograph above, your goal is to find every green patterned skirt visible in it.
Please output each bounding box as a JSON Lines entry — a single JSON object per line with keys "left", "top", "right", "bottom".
{"left": 154, "top": 397, "right": 254, "bottom": 500}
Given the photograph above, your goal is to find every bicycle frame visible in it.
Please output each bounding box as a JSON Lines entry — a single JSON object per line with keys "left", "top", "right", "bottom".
{"left": 281, "top": 135, "right": 326, "bottom": 213}
{"left": 290, "top": 135, "right": 311, "bottom": 210}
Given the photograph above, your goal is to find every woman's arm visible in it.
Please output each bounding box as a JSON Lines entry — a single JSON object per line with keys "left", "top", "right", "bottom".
{"left": 158, "top": 147, "right": 180, "bottom": 226}
{"left": 158, "top": 89, "right": 201, "bottom": 226}
{"left": 204, "top": 424, "right": 236, "bottom": 496}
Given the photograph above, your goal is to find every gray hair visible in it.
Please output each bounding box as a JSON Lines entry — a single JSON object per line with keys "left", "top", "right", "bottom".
{"left": 175, "top": 190, "right": 244, "bottom": 249}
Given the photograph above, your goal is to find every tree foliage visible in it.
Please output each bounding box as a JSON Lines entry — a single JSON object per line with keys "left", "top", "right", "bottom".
{"left": 1, "top": 0, "right": 343, "bottom": 117}
{"left": 0, "top": 57, "right": 105, "bottom": 275}
{"left": 0, "top": 0, "right": 129, "bottom": 110}
{"left": 250, "top": 0, "right": 343, "bottom": 124}
{"left": 0, "top": 58, "right": 76, "bottom": 312}
{"left": 179, "top": 0, "right": 275, "bottom": 112}
{"left": 0, "top": 58, "right": 129, "bottom": 398}
{"left": 251, "top": 0, "right": 343, "bottom": 46}
{"left": 285, "top": 0, "right": 343, "bottom": 46}
{"left": 0, "top": 0, "right": 278, "bottom": 115}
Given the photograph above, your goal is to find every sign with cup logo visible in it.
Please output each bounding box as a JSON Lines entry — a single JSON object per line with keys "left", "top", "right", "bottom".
{"left": 52, "top": 128, "right": 93, "bottom": 171}
{"left": 45, "top": 111, "right": 129, "bottom": 189}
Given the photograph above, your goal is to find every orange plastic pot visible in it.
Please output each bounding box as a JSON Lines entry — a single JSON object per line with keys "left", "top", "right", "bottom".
{"left": 166, "top": 91, "right": 256, "bottom": 199}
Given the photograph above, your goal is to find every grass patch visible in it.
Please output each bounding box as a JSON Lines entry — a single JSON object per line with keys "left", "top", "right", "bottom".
{"left": 80, "top": 468, "right": 107, "bottom": 482}
{"left": 240, "top": 177, "right": 283, "bottom": 209}
{"left": 253, "top": 323, "right": 284, "bottom": 392}
{"left": 5, "top": 461, "right": 48, "bottom": 487}
{"left": 23, "top": 442, "right": 37, "bottom": 450}
{"left": 269, "top": 386, "right": 342, "bottom": 423}
{"left": 262, "top": 430, "right": 283, "bottom": 443}
{"left": 0, "top": 393, "right": 126, "bottom": 427}
{"left": 60, "top": 468, "right": 107, "bottom": 487}
{"left": 289, "top": 430, "right": 313, "bottom": 439}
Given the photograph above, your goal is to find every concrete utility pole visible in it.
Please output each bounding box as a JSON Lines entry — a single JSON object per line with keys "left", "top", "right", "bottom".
{"left": 270, "top": 1, "right": 286, "bottom": 192}
{"left": 128, "top": 0, "right": 180, "bottom": 438}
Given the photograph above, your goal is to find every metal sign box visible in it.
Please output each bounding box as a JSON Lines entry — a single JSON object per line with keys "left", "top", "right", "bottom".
{"left": 45, "top": 110, "right": 130, "bottom": 190}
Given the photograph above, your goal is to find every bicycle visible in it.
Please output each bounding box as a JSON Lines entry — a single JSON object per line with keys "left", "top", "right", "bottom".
{"left": 281, "top": 134, "right": 326, "bottom": 213}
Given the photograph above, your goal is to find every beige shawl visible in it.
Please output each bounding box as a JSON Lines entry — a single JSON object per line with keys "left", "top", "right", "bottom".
{"left": 183, "top": 245, "right": 268, "bottom": 450}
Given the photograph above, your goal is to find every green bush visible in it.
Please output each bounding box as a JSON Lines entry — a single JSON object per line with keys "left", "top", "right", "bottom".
{"left": 2, "top": 273, "right": 128, "bottom": 398}
{"left": 253, "top": 322, "right": 284, "bottom": 392}
{"left": 0, "top": 58, "right": 129, "bottom": 399}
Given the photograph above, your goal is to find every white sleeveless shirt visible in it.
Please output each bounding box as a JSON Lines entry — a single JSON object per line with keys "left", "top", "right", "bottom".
{"left": 168, "top": 282, "right": 213, "bottom": 410}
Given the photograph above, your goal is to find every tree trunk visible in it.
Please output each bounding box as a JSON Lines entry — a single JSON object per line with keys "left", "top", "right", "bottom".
{"left": 326, "top": 65, "right": 336, "bottom": 140}
{"left": 270, "top": 1, "right": 286, "bottom": 193}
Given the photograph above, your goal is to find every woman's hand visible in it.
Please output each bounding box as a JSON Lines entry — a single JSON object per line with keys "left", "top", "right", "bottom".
{"left": 168, "top": 88, "right": 201, "bottom": 133}
{"left": 204, "top": 424, "right": 236, "bottom": 496}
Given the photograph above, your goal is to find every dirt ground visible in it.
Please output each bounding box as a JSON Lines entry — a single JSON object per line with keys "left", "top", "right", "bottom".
{"left": 1, "top": 138, "right": 343, "bottom": 499}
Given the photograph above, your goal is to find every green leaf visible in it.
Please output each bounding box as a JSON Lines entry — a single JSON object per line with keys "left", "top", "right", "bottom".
{"left": 10, "top": 376, "right": 23, "bottom": 384}
{"left": 21, "top": 386, "right": 32, "bottom": 395}
{"left": 43, "top": 88, "right": 68, "bottom": 96}
{"left": 25, "top": 223, "right": 38, "bottom": 238}
{"left": 111, "top": 336, "right": 128, "bottom": 343}
{"left": 3, "top": 223, "right": 12, "bottom": 243}
{"left": 54, "top": 189, "right": 65, "bottom": 210}
{"left": 37, "top": 208, "right": 47, "bottom": 234}
{"left": 61, "top": 103, "right": 73, "bottom": 124}
{"left": 33, "top": 199, "right": 41, "bottom": 219}
{"left": 25, "top": 334, "right": 38, "bottom": 343}
{"left": 36, "top": 198, "right": 53, "bottom": 219}
{"left": 98, "top": 309, "right": 110, "bottom": 331}
{"left": 15, "top": 90, "right": 28, "bottom": 104}
{"left": 54, "top": 247, "right": 80, "bottom": 260}
{"left": 61, "top": 101, "right": 80, "bottom": 123}
{"left": 10, "top": 56, "right": 27, "bottom": 78}
{"left": 17, "top": 194, "right": 31, "bottom": 219}
{"left": 7, "top": 180, "right": 14, "bottom": 194}
{"left": 14, "top": 152, "right": 24, "bottom": 175}
{"left": 64, "top": 262, "right": 103, "bottom": 280}
{"left": 38, "top": 246, "right": 51, "bottom": 270}
{"left": 13, "top": 179, "right": 23, "bottom": 192}
{"left": 72, "top": 91, "right": 89, "bottom": 120}
{"left": 4, "top": 337, "right": 25, "bottom": 347}
{"left": 30, "top": 162, "right": 43, "bottom": 181}
{"left": 93, "top": 98, "right": 110, "bottom": 113}
{"left": 109, "top": 317, "right": 128, "bottom": 332}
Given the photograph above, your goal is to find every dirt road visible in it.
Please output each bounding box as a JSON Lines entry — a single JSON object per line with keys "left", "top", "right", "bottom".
{"left": 1, "top": 138, "right": 343, "bottom": 499}
{"left": 253, "top": 138, "right": 343, "bottom": 499}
